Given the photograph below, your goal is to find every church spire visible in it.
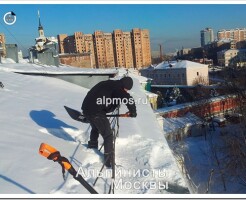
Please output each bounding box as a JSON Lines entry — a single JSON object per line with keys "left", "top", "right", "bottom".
{"left": 38, "top": 10, "right": 43, "bottom": 30}
{"left": 37, "top": 10, "right": 44, "bottom": 37}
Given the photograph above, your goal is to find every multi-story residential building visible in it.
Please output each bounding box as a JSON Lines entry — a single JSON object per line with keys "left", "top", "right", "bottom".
{"left": 113, "top": 29, "right": 125, "bottom": 67}
{"left": 103, "top": 32, "right": 115, "bottom": 68}
{"left": 200, "top": 28, "right": 214, "bottom": 47}
{"left": 217, "top": 49, "right": 246, "bottom": 67}
{"left": 94, "top": 30, "right": 106, "bottom": 68}
{"left": 113, "top": 30, "right": 134, "bottom": 68}
{"left": 123, "top": 32, "right": 134, "bottom": 68}
{"left": 140, "top": 29, "right": 152, "bottom": 67}
{"left": 63, "top": 35, "right": 76, "bottom": 53}
{"left": 140, "top": 60, "right": 209, "bottom": 86}
{"left": 57, "top": 34, "right": 68, "bottom": 54}
{"left": 74, "top": 31, "right": 85, "bottom": 53}
{"left": 0, "top": 33, "right": 6, "bottom": 57}
{"left": 132, "top": 28, "right": 143, "bottom": 68}
{"left": 58, "top": 28, "right": 151, "bottom": 69}
{"left": 84, "top": 34, "right": 96, "bottom": 68}
{"left": 217, "top": 28, "right": 246, "bottom": 43}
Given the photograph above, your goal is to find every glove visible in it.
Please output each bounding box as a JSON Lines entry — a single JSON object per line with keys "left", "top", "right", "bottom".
{"left": 121, "top": 112, "right": 137, "bottom": 118}
{"left": 129, "top": 112, "right": 137, "bottom": 118}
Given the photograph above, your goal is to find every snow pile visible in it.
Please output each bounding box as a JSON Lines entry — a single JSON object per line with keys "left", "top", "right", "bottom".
{"left": 0, "top": 62, "right": 188, "bottom": 194}
{"left": 1, "top": 57, "right": 16, "bottom": 64}
{"left": 154, "top": 60, "right": 208, "bottom": 69}
{"left": 161, "top": 113, "right": 203, "bottom": 135}
{"left": 0, "top": 62, "right": 117, "bottom": 75}
{"left": 18, "top": 59, "right": 29, "bottom": 64}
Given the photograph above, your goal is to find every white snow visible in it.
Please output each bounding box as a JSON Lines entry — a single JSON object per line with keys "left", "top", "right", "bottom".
{"left": 0, "top": 58, "right": 117, "bottom": 75}
{"left": 161, "top": 113, "right": 203, "bottom": 136}
{"left": 154, "top": 60, "right": 208, "bottom": 70}
{"left": 0, "top": 60, "right": 188, "bottom": 195}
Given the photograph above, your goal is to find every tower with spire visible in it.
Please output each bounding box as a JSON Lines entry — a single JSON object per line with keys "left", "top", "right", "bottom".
{"left": 38, "top": 10, "right": 45, "bottom": 38}
{"left": 35, "top": 10, "right": 46, "bottom": 51}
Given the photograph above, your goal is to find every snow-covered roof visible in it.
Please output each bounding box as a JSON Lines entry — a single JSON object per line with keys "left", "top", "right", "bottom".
{"left": 217, "top": 48, "right": 246, "bottom": 54}
{"left": 117, "top": 68, "right": 149, "bottom": 84}
{"left": 154, "top": 60, "right": 208, "bottom": 70}
{"left": 162, "top": 113, "right": 203, "bottom": 135}
{"left": 0, "top": 61, "right": 188, "bottom": 194}
{"left": 0, "top": 58, "right": 118, "bottom": 75}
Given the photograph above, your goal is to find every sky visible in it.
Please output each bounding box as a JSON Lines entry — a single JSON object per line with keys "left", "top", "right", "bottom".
{"left": 0, "top": 4, "right": 246, "bottom": 56}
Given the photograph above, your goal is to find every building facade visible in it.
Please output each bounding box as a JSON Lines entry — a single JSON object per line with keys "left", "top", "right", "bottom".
{"left": 217, "top": 28, "right": 246, "bottom": 43}
{"left": 103, "top": 32, "right": 115, "bottom": 68}
{"left": 140, "top": 60, "right": 209, "bottom": 86}
{"left": 57, "top": 28, "right": 151, "bottom": 69}
{"left": 59, "top": 53, "right": 92, "bottom": 68}
{"left": 132, "top": 28, "right": 151, "bottom": 68}
{"left": 200, "top": 28, "right": 214, "bottom": 47}
{"left": 217, "top": 49, "right": 246, "bottom": 67}
{"left": 0, "top": 33, "right": 6, "bottom": 57}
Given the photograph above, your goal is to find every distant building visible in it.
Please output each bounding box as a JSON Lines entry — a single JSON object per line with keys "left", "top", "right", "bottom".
{"left": 58, "top": 28, "right": 152, "bottom": 69}
{"left": 57, "top": 34, "right": 68, "bottom": 54}
{"left": 177, "top": 48, "right": 191, "bottom": 58}
{"left": 217, "top": 49, "right": 246, "bottom": 67}
{"left": 217, "top": 28, "right": 246, "bottom": 43}
{"left": 140, "top": 60, "right": 209, "bottom": 86}
{"left": 201, "top": 28, "right": 214, "bottom": 47}
{"left": 29, "top": 11, "right": 59, "bottom": 66}
{"left": 94, "top": 31, "right": 115, "bottom": 68}
{"left": 113, "top": 29, "right": 134, "bottom": 68}
{"left": 132, "top": 28, "right": 152, "bottom": 68}
{"left": 6, "top": 44, "right": 18, "bottom": 63}
{"left": 0, "top": 33, "right": 6, "bottom": 57}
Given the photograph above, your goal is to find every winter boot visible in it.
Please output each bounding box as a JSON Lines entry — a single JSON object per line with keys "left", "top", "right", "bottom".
{"left": 88, "top": 141, "right": 98, "bottom": 149}
{"left": 104, "top": 152, "right": 112, "bottom": 168}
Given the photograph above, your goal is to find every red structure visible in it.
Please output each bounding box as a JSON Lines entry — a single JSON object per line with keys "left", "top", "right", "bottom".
{"left": 158, "top": 95, "right": 239, "bottom": 119}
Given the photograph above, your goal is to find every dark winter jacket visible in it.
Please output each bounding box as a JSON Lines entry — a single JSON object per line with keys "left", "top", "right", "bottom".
{"left": 82, "top": 79, "right": 136, "bottom": 115}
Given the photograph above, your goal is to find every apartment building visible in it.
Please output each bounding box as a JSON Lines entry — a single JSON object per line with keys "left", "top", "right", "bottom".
{"left": 217, "top": 28, "right": 246, "bottom": 43}
{"left": 74, "top": 32, "right": 84, "bottom": 53}
{"left": 123, "top": 32, "right": 134, "bottom": 68}
{"left": 132, "top": 28, "right": 143, "bottom": 68}
{"left": 200, "top": 28, "right": 214, "bottom": 47}
{"left": 58, "top": 28, "right": 151, "bottom": 69}
{"left": 217, "top": 49, "right": 246, "bottom": 67}
{"left": 140, "top": 29, "right": 152, "bottom": 67}
{"left": 103, "top": 33, "right": 115, "bottom": 68}
{"left": 84, "top": 34, "right": 96, "bottom": 68}
{"left": 57, "top": 34, "right": 67, "bottom": 54}
{"left": 63, "top": 35, "right": 76, "bottom": 53}
{"left": 94, "top": 31, "right": 106, "bottom": 68}
{"left": 113, "top": 30, "right": 134, "bottom": 68}
{"left": 113, "top": 29, "right": 125, "bottom": 67}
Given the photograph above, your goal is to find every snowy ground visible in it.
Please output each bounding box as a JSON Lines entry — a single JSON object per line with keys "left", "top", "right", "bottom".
{"left": 162, "top": 113, "right": 246, "bottom": 194}
{"left": 0, "top": 59, "right": 188, "bottom": 195}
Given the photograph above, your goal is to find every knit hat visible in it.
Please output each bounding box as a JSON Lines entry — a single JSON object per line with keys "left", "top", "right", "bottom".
{"left": 121, "top": 77, "right": 133, "bottom": 90}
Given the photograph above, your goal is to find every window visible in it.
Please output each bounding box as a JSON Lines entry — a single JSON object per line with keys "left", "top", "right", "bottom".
{"left": 197, "top": 72, "right": 199, "bottom": 76}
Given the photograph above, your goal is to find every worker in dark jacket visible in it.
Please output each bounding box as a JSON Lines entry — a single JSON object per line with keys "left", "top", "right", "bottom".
{"left": 82, "top": 77, "right": 137, "bottom": 167}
